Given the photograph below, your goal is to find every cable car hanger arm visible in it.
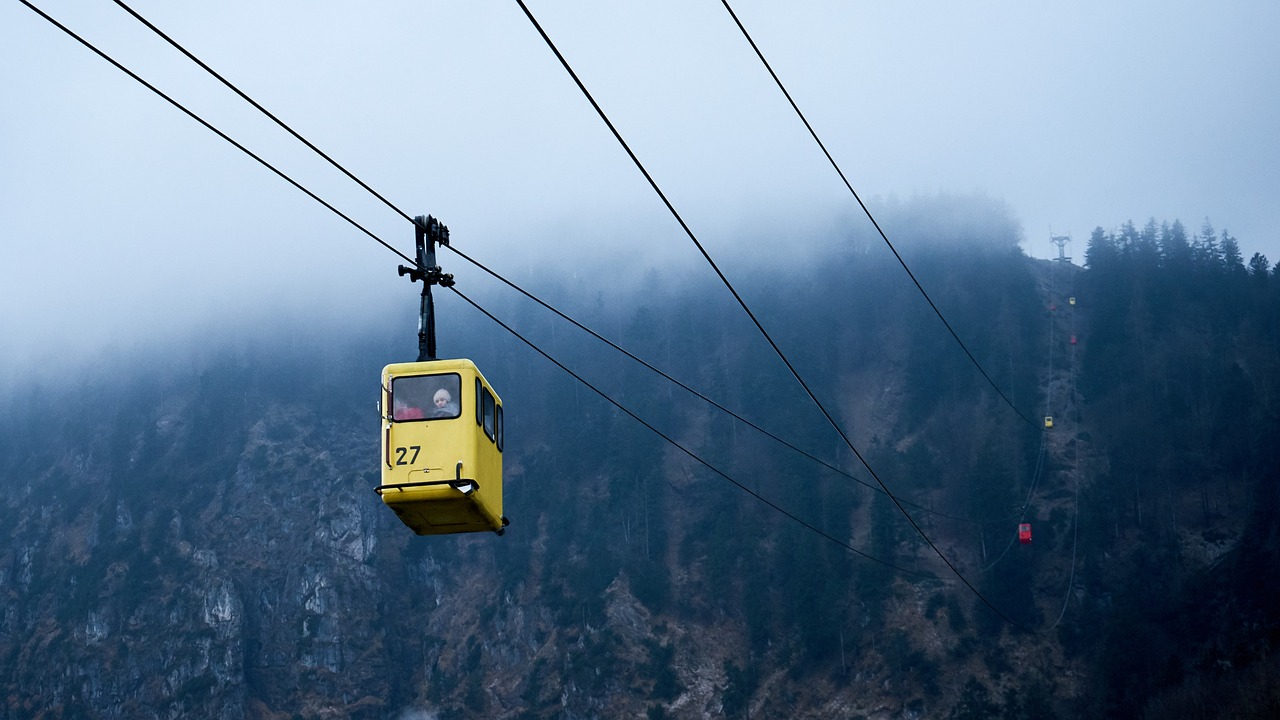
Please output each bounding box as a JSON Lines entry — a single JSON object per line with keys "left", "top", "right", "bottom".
{"left": 398, "top": 215, "right": 454, "bottom": 362}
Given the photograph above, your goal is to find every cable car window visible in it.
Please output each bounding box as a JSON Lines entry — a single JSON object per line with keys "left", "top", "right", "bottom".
{"left": 495, "top": 404, "right": 504, "bottom": 452}
{"left": 391, "top": 373, "right": 461, "bottom": 421}
{"left": 482, "top": 387, "right": 496, "bottom": 442}
{"left": 476, "top": 378, "right": 483, "bottom": 426}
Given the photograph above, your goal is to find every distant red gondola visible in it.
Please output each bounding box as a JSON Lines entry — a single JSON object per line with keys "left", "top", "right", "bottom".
{"left": 1070, "top": 335, "right": 1077, "bottom": 345}
{"left": 1018, "top": 523, "right": 1032, "bottom": 544}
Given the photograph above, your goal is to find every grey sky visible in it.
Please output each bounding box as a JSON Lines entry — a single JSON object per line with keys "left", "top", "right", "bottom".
{"left": 3, "top": 1, "right": 1278, "bottom": 370}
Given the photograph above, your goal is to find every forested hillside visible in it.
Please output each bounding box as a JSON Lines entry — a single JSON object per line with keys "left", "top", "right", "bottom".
{"left": 1, "top": 202, "right": 1277, "bottom": 718}
{"left": 1071, "top": 219, "right": 1280, "bottom": 717}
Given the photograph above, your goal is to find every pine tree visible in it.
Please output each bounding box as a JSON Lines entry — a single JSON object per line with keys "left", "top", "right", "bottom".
{"left": 1161, "top": 219, "right": 1191, "bottom": 269}
{"left": 1194, "top": 218, "right": 1220, "bottom": 267}
{"left": 1220, "top": 231, "right": 1244, "bottom": 274}
{"left": 1117, "top": 220, "right": 1140, "bottom": 255}
{"left": 1084, "top": 226, "right": 1118, "bottom": 270}
{"left": 1136, "top": 218, "right": 1161, "bottom": 265}
{"left": 1248, "top": 252, "right": 1270, "bottom": 281}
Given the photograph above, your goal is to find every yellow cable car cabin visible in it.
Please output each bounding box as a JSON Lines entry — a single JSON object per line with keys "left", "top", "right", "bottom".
{"left": 377, "top": 359, "right": 508, "bottom": 536}
{"left": 1044, "top": 416, "right": 1054, "bottom": 429}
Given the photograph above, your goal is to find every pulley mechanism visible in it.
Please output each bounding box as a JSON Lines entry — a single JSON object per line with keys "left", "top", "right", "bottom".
{"left": 398, "top": 214, "right": 454, "bottom": 362}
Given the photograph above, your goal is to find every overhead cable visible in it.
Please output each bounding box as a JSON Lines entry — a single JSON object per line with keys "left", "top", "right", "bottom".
{"left": 1047, "top": 258, "right": 1082, "bottom": 631}
{"left": 977, "top": 437, "right": 1047, "bottom": 574}
{"left": 15, "top": 0, "right": 413, "bottom": 266}
{"left": 108, "top": 0, "right": 1032, "bottom": 538}
{"left": 512, "top": 0, "right": 1027, "bottom": 631}
{"left": 718, "top": 0, "right": 1041, "bottom": 432}
{"left": 110, "top": 0, "right": 416, "bottom": 226}
{"left": 29, "top": 0, "right": 980, "bottom": 577}
{"left": 450, "top": 285, "right": 939, "bottom": 579}
{"left": 446, "top": 243, "right": 1019, "bottom": 527}
{"left": 36, "top": 0, "right": 1033, "bottom": 627}
{"left": 111, "top": 0, "right": 1008, "bottom": 527}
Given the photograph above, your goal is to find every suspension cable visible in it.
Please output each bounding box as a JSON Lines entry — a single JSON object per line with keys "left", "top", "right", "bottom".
{"left": 32, "top": 0, "right": 1041, "bottom": 629}
{"left": 450, "top": 285, "right": 940, "bottom": 579}
{"left": 718, "top": 0, "right": 1041, "bottom": 432}
{"left": 446, "top": 243, "right": 1019, "bottom": 526}
{"left": 15, "top": 0, "right": 413, "bottom": 266}
{"left": 110, "top": 0, "right": 417, "bottom": 226}
{"left": 513, "top": 0, "right": 1027, "bottom": 631}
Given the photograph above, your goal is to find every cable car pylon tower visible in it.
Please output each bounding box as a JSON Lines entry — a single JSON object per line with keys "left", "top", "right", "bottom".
{"left": 399, "top": 214, "right": 454, "bottom": 361}
{"left": 1050, "top": 233, "right": 1072, "bottom": 264}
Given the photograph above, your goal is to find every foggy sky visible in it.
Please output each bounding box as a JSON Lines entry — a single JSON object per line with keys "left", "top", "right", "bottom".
{"left": 3, "top": 1, "right": 1278, "bottom": 372}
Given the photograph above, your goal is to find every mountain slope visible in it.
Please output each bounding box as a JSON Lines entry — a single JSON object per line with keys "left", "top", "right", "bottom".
{"left": 2, "top": 207, "right": 1277, "bottom": 718}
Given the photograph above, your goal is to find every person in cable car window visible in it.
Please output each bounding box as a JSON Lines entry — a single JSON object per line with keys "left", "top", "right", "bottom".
{"left": 393, "top": 397, "right": 424, "bottom": 421}
{"left": 432, "top": 388, "right": 459, "bottom": 418}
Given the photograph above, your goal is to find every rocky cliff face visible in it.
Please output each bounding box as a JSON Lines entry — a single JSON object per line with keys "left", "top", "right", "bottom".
{"left": 0, "top": 393, "right": 394, "bottom": 718}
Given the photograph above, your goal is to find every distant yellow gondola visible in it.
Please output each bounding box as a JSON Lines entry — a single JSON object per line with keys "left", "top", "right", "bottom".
{"left": 1068, "top": 297, "right": 1076, "bottom": 305}
{"left": 378, "top": 359, "right": 507, "bottom": 535}
{"left": 1044, "top": 416, "right": 1054, "bottom": 429}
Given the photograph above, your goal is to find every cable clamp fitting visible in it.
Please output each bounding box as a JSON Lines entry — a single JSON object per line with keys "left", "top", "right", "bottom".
{"left": 427, "top": 267, "right": 455, "bottom": 288}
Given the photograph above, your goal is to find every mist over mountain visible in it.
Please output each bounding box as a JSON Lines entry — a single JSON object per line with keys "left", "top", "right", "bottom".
{"left": 2, "top": 199, "right": 1278, "bottom": 718}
